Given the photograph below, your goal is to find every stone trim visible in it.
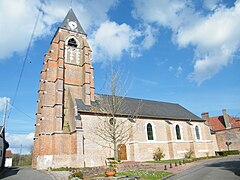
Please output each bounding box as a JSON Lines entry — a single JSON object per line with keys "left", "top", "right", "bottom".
{"left": 128, "top": 139, "right": 213, "bottom": 144}
{"left": 64, "top": 82, "right": 82, "bottom": 87}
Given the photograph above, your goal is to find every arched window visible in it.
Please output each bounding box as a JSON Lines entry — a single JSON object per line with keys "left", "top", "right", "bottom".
{"left": 195, "top": 125, "right": 201, "bottom": 140}
{"left": 175, "top": 124, "right": 181, "bottom": 140}
{"left": 67, "top": 38, "right": 78, "bottom": 47}
{"left": 147, "top": 123, "right": 154, "bottom": 140}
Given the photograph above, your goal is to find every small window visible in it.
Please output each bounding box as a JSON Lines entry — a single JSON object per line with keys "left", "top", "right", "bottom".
{"left": 147, "top": 123, "right": 154, "bottom": 140}
{"left": 68, "top": 38, "right": 78, "bottom": 47}
{"left": 176, "top": 124, "right": 181, "bottom": 140}
{"left": 195, "top": 125, "right": 200, "bottom": 140}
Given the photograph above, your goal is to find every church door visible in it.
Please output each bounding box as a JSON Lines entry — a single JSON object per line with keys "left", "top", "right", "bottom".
{"left": 118, "top": 144, "right": 127, "bottom": 160}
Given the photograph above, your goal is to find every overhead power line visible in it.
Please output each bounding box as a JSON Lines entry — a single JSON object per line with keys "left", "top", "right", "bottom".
{"left": 8, "top": 1, "right": 43, "bottom": 119}
{"left": 10, "top": 104, "right": 35, "bottom": 121}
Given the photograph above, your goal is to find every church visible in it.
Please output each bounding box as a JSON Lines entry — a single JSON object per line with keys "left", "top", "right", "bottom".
{"left": 33, "top": 9, "right": 217, "bottom": 170}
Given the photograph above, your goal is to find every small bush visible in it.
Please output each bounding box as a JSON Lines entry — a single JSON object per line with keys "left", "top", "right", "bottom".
{"left": 153, "top": 147, "right": 165, "bottom": 161}
{"left": 52, "top": 167, "right": 82, "bottom": 171}
{"left": 69, "top": 171, "right": 83, "bottom": 180}
{"left": 205, "top": 152, "right": 209, "bottom": 158}
{"left": 105, "top": 165, "right": 116, "bottom": 172}
{"left": 184, "top": 149, "right": 194, "bottom": 159}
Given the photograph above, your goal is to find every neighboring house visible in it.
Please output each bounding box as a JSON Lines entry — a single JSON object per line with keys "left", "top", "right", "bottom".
{"left": 32, "top": 9, "right": 216, "bottom": 170}
{"left": 202, "top": 109, "right": 240, "bottom": 151}
{"left": 0, "top": 126, "right": 9, "bottom": 169}
{"left": 5, "top": 150, "right": 13, "bottom": 167}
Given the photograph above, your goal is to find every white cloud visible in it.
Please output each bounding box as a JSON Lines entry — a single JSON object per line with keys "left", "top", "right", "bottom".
{"left": 89, "top": 20, "right": 141, "bottom": 62}
{"left": 203, "top": 0, "right": 222, "bottom": 10}
{"left": 168, "top": 66, "right": 173, "bottom": 71}
{"left": 168, "top": 66, "right": 183, "bottom": 77}
{"left": 132, "top": 0, "right": 187, "bottom": 29}
{"left": 133, "top": 0, "right": 240, "bottom": 84}
{"left": 0, "top": 97, "right": 10, "bottom": 112}
{"left": 178, "top": 2, "right": 240, "bottom": 84}
{"left": 6, "top": 133, "right": 34, "bottom": 154}
{"left": 137, "top": 78, "right": 158, "bottom": 85}
{"left": 176, "top": 66, "right": 183, "bottom": 77}
{"left": 0, "top": 0, "right": 118, "bottom": 60}
{"left": 141, "top": 25, "right": 158, "bottom": 50}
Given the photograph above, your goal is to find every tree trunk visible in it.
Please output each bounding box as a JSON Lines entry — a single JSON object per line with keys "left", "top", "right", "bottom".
{"left": 114, "top": 142, "right": 118, "bottom": 160}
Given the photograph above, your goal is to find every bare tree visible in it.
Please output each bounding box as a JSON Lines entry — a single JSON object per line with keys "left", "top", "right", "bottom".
{"left": 92, "top": 65, "right": 141, "bottom": 160}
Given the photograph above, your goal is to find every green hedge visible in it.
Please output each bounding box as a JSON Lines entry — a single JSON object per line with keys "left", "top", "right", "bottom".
{"left": 215, "top": 150, "right": 240, "bottom": 156}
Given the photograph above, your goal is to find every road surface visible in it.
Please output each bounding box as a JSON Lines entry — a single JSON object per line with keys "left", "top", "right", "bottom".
{"left": 0, "top": 166, "right": 53, "bottom": 180}
{"left": 166, "top": 155, "right": 240, "bottom": 180}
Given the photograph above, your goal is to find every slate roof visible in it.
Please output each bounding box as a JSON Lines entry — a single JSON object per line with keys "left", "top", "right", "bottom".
{"left": 61, "top": 8, "right": 86, "bottom": 35}
{"left": 76, "top": 94, "right": 203, "bottom": 121}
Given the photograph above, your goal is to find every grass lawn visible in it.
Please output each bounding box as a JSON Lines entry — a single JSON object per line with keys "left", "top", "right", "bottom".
{"left": 146, "top": 156, "right": 222, "bottom": 164}
{"left": 146, "top": 159, "right": 185, "bottom": 164}
{"left": 117, "top": 170, "right": 172, "bottom": 180}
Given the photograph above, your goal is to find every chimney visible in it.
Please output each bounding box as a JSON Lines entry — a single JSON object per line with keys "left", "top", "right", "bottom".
{"left": 222, "top": 109, "right": 231, "bottom": 129}
{"left": 201, "top": 112, "right": 209, "bottom": 120}
{"left": 201, "top": 112, "right": 211, "bottom": 127}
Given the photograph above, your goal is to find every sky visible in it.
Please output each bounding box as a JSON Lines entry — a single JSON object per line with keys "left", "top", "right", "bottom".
{"left": 0, "top": 0, "right": 239, "bottom": 154}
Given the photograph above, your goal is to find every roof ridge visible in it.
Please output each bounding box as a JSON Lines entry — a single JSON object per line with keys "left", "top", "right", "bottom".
{"left": 95, "top": 93, "right": 179, "bottom": 105}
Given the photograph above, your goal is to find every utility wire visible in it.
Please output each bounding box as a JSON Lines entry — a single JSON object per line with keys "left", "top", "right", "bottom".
{"left": 10, "top": 104, "right": 35, "bottom": 121}
{"left": 8, "top": 1, "right": 43, "bottom": 119}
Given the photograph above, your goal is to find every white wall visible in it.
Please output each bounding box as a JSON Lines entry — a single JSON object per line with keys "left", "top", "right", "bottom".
{"left": 5, "top": 158, "right": 12, "bottom": 167}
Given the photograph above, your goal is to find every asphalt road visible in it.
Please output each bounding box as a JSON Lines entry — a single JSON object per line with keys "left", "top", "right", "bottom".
{"left": 0, "top": 166, "right": 53, "bottom": 180}
{"left": 166, "top": 155, "right": 240, "bottom": 180}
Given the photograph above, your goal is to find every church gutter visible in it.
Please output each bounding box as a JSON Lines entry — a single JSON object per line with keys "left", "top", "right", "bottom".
{"left": 77, "top": 111, "right": 205, "bottom": 122}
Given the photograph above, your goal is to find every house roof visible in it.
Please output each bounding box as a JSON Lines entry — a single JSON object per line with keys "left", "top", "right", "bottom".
{"left": 209, "top": 115, "right": 240, "bottom": 131}
{"left": 5, "top": 150, "right": 12, "bottom": 158}
{"left": 60, "top": 8, "right": 86, "bottom": 35}
{"left": 76, "top": 94, "right": 203, "bottom": 121}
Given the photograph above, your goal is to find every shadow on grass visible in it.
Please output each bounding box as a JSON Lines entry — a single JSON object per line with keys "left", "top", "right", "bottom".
{"left": 0, "top": 167, "right": 20, "bottom": 179}
{"left": 205, "top": 159, "right": 240, "bottom": 177}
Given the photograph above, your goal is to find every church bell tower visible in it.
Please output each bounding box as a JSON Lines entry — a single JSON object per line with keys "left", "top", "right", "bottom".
{"left": 33, "top": 8, "right": 94, "bottom": 169}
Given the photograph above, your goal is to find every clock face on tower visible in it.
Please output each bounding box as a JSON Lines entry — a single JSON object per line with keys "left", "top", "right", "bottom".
{"left": 68, "top": 21, "right": 78, "bottom": 30}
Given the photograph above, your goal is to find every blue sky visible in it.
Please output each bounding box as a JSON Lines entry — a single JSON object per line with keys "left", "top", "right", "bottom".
{"left": 0, "top": 0, "right": 240, "bottom": 154}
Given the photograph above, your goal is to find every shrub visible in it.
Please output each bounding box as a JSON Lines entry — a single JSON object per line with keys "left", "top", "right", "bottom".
{"left": 184, "top": 149, "right": 194, "bottom": 159}
{"left": 215, "top": 150, "right": 240, "bottom": 156}
{"left": 105, "top": 165, "right": 116, "bottom": 172}
{"left": 205, "top": 152, "right": 209, "bottom": 158}
{"left": 69, "top": 171, "right": 83, "bottom": 180}
{"left": 153, "top": 148, "right": 165, "bottom": 161}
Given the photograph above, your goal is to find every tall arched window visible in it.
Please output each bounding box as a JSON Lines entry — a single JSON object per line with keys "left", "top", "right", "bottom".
{"left": 147, "top": 123, "right": 154, "bottom": 140}
{"left": 175, "top": 124, "right": 181, "bottom": 140}
{"left": 195, "top": 125, "right": 201, "bottom": 140}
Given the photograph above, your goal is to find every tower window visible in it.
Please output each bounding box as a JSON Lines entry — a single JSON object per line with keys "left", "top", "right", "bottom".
{"left": 68, "top": 38, "right": 78, "bottom": 47}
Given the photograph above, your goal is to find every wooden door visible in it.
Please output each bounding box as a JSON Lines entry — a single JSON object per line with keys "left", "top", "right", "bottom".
{"left": 118, "top": 144, "right": 127, "bottom": 160}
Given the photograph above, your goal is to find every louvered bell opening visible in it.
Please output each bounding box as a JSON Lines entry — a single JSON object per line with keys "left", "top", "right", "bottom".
{"left": 68, "top": 38, "right": 78, "bottom": 47}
